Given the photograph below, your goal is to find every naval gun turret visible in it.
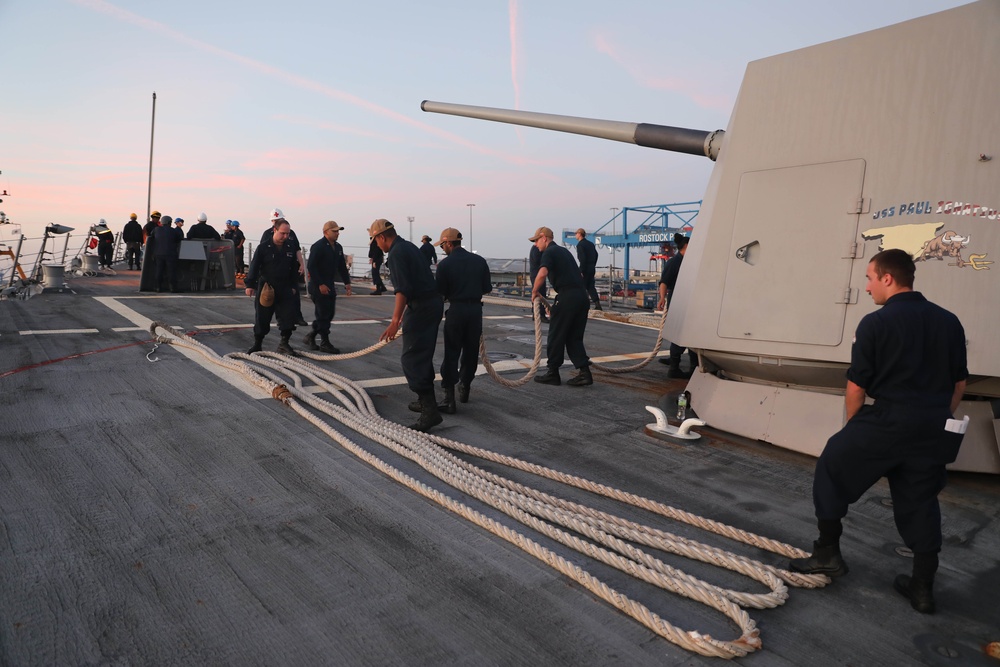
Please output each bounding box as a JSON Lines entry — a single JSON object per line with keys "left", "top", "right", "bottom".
{"left": 423, "top": 1, "right": 1000, "bottom": 473}
{"left": 420, "top": 100, "right": 724, "bottom": 161}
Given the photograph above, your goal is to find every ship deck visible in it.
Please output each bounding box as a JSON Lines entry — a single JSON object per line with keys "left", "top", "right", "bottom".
{"left": 1, "top": 271, "right": 998, "bottom": 666}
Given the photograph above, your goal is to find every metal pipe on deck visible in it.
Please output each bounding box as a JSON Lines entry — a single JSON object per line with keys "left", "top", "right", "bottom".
{"left": 420, "top": 100, "right": 724, "bottom": 161}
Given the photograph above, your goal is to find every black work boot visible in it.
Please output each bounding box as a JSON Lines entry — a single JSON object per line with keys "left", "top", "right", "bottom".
{"left": 437, "top": 386, "right": 457, "bottom": 414}
{"left": 895, "top": 551, "right": 937, "bottom": 613}
{"left": 318, "top": 336, "right": 339, "bottom": 354}
{"left": 408, "top": 397, "right": 423, "bottom": 413}
{"left": 247, "top": 336, "right": 264, "bottom": 354}
{"left": 893, "top": 574, "right": 935, "bottom": 614}
{"left": 303, "top": 331, "right": 319, "bottom": 350}
{"left": 277, "top": 333, "right": 296, "bottom": 356}
{"left": 666, "top": 358, "right": 692, "bottom": 380}
{"left": 789, "top": 541, "right": 849, "bottom": 577}
{"left": 534, "top": 367, "right": 561, "bottom": 385}
{"left": 457, "top": 383, "right": 470, "bottom": 403}
{"left": 566, "top": 365, "right": 593, "bottom": 387}
{"left": 410, "top": 392, "right": 443, "bottom": 432}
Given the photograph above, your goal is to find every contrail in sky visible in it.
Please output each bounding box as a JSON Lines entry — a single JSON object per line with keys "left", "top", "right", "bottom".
{"left": 509, "top": 0, "right": 521, "bottom": 110}
{"left": 508, "top": 0, "right": 525, "bottom": 145}
{"left": 70, "top": 0, "right": 533, "bottom": 162}
{"left": 594, "top": 33, "right": 731, "bottom": 112}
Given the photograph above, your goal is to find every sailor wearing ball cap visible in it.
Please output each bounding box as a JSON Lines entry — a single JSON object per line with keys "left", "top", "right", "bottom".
{"left": 419, "top": 234, "right": 437, "bottom": 266}
{"left": 432, "top": 226, "right": 492, "bottom": 412}
{"left": 371, "top": 218, "right": 445, "bottom": 432}
{"left": 530, "top": 226, "right": 593, "bottom": 387}
{"left": 304, "top": 220, "right": 352, "bottom": 354}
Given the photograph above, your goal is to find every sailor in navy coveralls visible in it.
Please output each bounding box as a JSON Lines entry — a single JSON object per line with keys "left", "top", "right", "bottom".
{"left": 790, "top": 249, "right": 968, "bottom": 615}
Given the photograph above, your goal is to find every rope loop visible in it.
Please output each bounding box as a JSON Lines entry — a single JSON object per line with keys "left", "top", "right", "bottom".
{"left": 145, "top": 316, "right": 830, "bottom": 658}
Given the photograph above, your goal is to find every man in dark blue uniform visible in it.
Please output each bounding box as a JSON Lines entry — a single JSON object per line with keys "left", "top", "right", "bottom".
{"left": 224, "top": 220, "right": 246, "bottom": 275}
{"left": 122, "top": 213, "right": 144, "bottom": 270}
{"left": 574, "top": 228, "right": 601, "bottom": 310}
{"left": 419, "top": 235, "right": 438, "bottom": 267}
{"left": 372, "top": 219, "right": 444, "bottom": 432}
{"left": 151, "top": 215, "right": 182, "bottom": 292}
{"left": 530, "top": 226, "right": 592, "bottom": 387}
{"left": 790, "top": 249, "right": 968, "bottom": 615}
{"left": 430, "top": 227, "right": 492, "bottom": 413}
{"left": 305, "top": 220, "right": 352, "bottom": 353}
{"left": 368, "top": 237, "right": 387, "bottom": 295}
{"left": 657, "top": 233, "right": 698, "bottom": 378}
{"left": 244, "top": 220, "right": 301, "bottom": 355}
{"left": 187, "top": 212, "right": 222, "bottom": 240}
{"left": 261, "top": 208, "right": 308, "bottom": 326}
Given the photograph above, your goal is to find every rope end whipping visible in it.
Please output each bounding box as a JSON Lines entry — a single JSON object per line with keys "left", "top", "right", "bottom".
{"left": 271, "top": 384, "right": 293, "bottom": 403}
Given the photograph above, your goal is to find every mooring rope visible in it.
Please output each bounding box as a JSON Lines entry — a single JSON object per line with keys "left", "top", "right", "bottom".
{"left": 150, "top": 321, "right": 829, "bottom": 659}
{"left": 297, "top": 293, "right": 668, "bottom": 381}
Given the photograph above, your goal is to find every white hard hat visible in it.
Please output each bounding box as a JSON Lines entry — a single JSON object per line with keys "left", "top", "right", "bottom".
{"left": 270, "top": 207, "right": 285, "bottom": 222}
{"left": 98, "top": 218, "right": 107, "bottom": 225}
{"left": 198, "top": 212, "right": 207, "bottom": 222}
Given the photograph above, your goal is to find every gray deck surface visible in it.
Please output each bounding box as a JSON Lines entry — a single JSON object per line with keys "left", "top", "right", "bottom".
{"left": 1, "top": 272, "right": 998, "bottom": 666}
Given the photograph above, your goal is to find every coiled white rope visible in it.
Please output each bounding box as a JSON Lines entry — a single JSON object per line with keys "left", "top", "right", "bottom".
{"left": 151, "top": 321, "right": 829, "bottom": 659}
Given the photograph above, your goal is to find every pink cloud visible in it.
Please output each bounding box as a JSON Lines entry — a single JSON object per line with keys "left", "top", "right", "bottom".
{"left": 594, "top": 33, "right": 732, "bottom": 112}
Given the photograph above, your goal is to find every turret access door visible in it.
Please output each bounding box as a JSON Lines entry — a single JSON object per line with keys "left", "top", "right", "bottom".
{"left": 717, "top": 159, "right": 866, "bottom": 346}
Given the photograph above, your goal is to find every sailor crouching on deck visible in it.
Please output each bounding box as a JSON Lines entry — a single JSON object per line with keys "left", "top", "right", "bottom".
{"left": 790, "top": 249, "right": 968, "bottom": 615}
{"left": 244, "top": 220, "right": 301, "bottom": 355}
{"left": 371, "top": 218, "right": 445, "bottom": 432}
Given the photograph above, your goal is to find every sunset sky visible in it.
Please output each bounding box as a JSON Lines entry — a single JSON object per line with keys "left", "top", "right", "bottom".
{"left": 0, "top": 0, "right": 968, "bottom": 262}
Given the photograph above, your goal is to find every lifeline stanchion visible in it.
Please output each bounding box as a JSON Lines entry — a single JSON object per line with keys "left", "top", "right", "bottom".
{"left": 149, "top": 321, "right": 831, "bottom": 659}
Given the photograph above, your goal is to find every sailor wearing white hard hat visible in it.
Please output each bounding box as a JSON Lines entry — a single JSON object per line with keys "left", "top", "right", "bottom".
{"left": 260, "top": 208, "right": 307, "bottom": 325}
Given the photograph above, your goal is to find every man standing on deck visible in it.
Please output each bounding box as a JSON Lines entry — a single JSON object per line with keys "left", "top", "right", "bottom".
{"left": 94, "top": 219, "right": 115, "bottom": 269}
{"left": 657, "top": 233, "right": 698, "bottom": 378}
{"left": 187, "top": 212, "right": 222, "bottom": 240}
{"left": 261, "top": 208, "right": 308, "bottom": 326}
{"left": 122, "top": 213, "right": 144, "bottom": 270}
{"left": 789, "top": 249, "right": 968, "bottom": 615}
{"left": 420, "top": 234, "right": 438, "bottom": 267}
{"left": 304, "top": 220, "right": 352, "bottom": 354}
{"left": 224, "top": 220, "right": 247, "bottom": 275}
{"left": 368, "top": 237, "right": 387, "bottom": 295}
{"left": 429, "top": 227, "right": 492, "bottom": 413}
{"left": 372, "top": 219, "right": 444, "bottom": 432}
{"left": 245, "top": 219, "right": 301, "bottom": 355}
{"left": 574, "top": 228, "right": 601, "bottom": 310}
{"left": 530, "top": 226, "right": 593, "bottom": 387}
{"left": 143, "top": 210, "right": 160, "bottom": 242}
{"left": 151, "top": 215, "right": 182, "bottom": 292}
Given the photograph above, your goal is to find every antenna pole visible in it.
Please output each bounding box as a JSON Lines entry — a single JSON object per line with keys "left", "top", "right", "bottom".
{"left": 146, "top": 92, "right": 156, "bottom": 224}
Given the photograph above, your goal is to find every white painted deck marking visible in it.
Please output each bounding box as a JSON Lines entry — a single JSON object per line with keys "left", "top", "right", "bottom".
{"left": 93, "top": 296, "right": 269, "bottom": 400}
{"left": 19, "top": 328, "right": 100, "bottom": 335}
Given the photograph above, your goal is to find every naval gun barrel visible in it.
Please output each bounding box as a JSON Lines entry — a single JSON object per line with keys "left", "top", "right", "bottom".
{"left": 421, "top": 100, "right": 724, "bottom": 161}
